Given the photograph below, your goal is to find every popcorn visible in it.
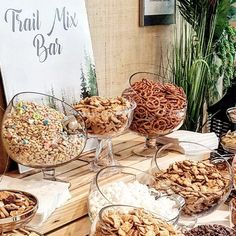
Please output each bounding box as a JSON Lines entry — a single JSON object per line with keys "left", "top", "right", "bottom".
{"left": 89, "top": 181, "right": 179, "bottom": 222}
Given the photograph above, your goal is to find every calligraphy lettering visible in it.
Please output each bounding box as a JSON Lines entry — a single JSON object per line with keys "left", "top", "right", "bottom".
{"left": 47, "top": 7, "right": 78, "bottom": 36}
{"left": 33, "top": 34, "right": 62, "bottom": 63}
{"left": 4, "top": 8, "right": 40, "bottom": 32}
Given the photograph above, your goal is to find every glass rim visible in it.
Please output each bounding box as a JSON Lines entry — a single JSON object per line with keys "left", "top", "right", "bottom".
{"left": 0, "top": 189, "right": 38, "bottom": 224}
{"left": 153, "top": 141, "right": 233, "bottom": 194}
{"left": 98, "top": 204, "right": 176, "bottom": 224}
{"left": 9, "top": 91, "right": 87, "bottom": 130}
{"left": 94, "top": 165, "right": 182, "bottom": 222}
{"left": 74, "top": 99, "right": 137, "bottom": 115}
{"left": 2, "top": 91, "right": 88, "bottom": 168}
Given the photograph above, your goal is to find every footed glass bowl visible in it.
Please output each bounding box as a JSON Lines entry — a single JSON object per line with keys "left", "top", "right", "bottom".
{"left": 1, "top": 92, "right": 87, "bottom": 181}
{"left": 122, "top": 72, "right": 187, "bottom": 157}
{"left": 74, "top": 96, "right": 136, "bottom": 171}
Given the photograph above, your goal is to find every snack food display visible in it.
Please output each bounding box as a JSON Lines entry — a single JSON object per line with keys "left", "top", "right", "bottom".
{"left": 89, "top": 181, "right": 180, "bottom": 222}
{"left": 74, "top": 96, "right": 135, "bottom": 171}
{"left": 221, "top": 131, "right": 236, "bottom": 151}
{"left": 73, "top": 96, "right": 133, "bottom": 138}
{"left": 123, "top": 77, "right": 187, "bottom": 137}
{"left": 1, "top": 92, "right": 87, "bottom": 179}
{"left": 0, "top": 190, "right": 38, "bottom": 233}
{"left": 152, "top": 159, "right": 231, "bottom": 216}
{"left": 91, "top": 206, "right": 180, "bottom": 236}
{"left": 122, "top": 72, "right": 187, "bottom": 157}
{"left": 185, "top": 224, "right": 236, "bottom": 236}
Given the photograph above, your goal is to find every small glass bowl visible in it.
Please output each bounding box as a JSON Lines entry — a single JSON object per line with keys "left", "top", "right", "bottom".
{"left": 150, "top": 142, "right": 233, "bottom": 222}
{"left": 74, "top": 97, "right": 136, "bottom": 171}
{"left": 221, "top": 131, "right": 236, "bottom": 154}
{"left": 1, "top": 92, "right": 87, "bottom": 181}
{"left": 227, "top": 107, "right": 236, "bottom": 123}
{"left": 88, "top": 165, "right": 183, "bottom": 224}
{"left": 0, "top": 190, "right": 38, "bottom": 233}
{"left": 122, "top": 72, "right": 187, "bottom": 157}
{"left": 90, "top": 204, "right": 180, "bottom": 236}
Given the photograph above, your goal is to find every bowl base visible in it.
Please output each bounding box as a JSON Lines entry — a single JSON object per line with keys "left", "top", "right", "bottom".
{"left": 89, "top": 159, "right": 120, "bottom": 172}
{"left": 132, "top": 146, "right": 157, "bottom": 158}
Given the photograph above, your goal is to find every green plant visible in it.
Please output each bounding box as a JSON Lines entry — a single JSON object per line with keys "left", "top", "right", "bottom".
{"left": 178, "top": 0, "right": 236, "bottom": 105}
{"left": 171, "top": 12, "right": 215, "bottom": 131}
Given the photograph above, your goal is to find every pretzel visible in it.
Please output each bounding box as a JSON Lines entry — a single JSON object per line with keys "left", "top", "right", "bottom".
{"left": 123, "top": 78, "right": 187, "bottom": 137}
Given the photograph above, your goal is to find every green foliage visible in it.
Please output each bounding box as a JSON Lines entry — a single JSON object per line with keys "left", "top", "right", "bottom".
{"left": 175, "top": 0, "right": 236, "bottom": 128}
{"left": 178, "top": 0, "right": 236, "bottom": 42}
{"left": 171, "top": 12, "right": 215, "bottom": 131}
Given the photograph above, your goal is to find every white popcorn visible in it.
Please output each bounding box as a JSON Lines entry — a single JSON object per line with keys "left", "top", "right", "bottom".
{"left": 88, "top": 181, "right": 180, "bottom": 222}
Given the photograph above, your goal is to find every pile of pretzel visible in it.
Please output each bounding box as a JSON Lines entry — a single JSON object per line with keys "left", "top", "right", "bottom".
{"left": 122, "top": 78, "right": 187, "bottom": 137}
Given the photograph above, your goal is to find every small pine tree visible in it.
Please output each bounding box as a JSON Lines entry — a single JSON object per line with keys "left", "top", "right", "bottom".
{"left": 84, "top": 53, "right": 98, "bottom": 96}
{"left": 80, "top": 66, "right": 90, "bottom": 99}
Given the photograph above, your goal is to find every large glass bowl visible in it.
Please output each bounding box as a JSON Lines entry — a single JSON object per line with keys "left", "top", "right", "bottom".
{"left": 89, "top": 204, "right": 181, "bottom": 236}
{"left": 1, "top": 92, "right": 87, "bottom": 181}
{"left": 88, "top": 165, "right": 184, "bottom": 225}
{"left": 122, "top": 72, "right": 187, "bottom": 157}
{"left": 73, "top": 96, "right": 136, "bottom": 171}
{"left": 149, "top": 141, "right": 233, "bottom": 227}
{"left": 0, "top": 190, "right": 38, "bottom": 233}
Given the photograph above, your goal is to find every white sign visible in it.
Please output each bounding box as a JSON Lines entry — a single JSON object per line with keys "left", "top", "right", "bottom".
{"left": 0, "top": 0, "right": 98, "bottom": 173}
{"left": 144, "top": 0, "right": 175, "bottom": 16}
{"left": 0, "top": 0, "right": 98, "bottom": 104}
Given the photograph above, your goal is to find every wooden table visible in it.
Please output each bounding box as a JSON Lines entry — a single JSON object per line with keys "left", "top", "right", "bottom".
{"left": 7, "top": 132, "right": 232, "bottom": 236}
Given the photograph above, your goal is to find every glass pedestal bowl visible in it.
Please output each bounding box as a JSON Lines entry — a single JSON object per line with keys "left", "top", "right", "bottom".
{"left": 149, "top": 141, "right": 233, "bottom": 229}
{"left": 122, "top": 72, "right": 187, "bottom": 158}
{"left": 89, "top": 204, "right": 182, "bottom": 236}
{"left": 1, "top": 92, "right": 87, "bottom": 181}
{"left": 73, "top": 96, "right": 136, "bottom": 172}
{"left": 220, "top": 131, "right": 236, "bottom": 190}
{"left": 88, "top": 165, "right": 184, "bottom": 225}
{"left": 0, "top": 190, "right": 38, "bottom": 234}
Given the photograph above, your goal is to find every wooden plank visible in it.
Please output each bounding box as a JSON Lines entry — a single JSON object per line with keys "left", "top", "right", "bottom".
{"left": 46, "top": 216, "right": 91, "bottom": 236}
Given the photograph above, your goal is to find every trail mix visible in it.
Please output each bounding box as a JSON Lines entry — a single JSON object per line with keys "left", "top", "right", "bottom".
{"left": 0, "top": 191, "right": 37, "bottom": 219}
{"left": 185, "top": 224, "right": 236, "bottom": 236}
{"left": 221, "top": 131, "right": 236, "bottom": 150}
{"left": 2, "top": 101, "right": 85, "bottom": 166}
{"left": 93, "top": 208, "right": 180, "bottom": 236}
{"left": 152, "top": 160, "right": 230, "bottom": 216}
{"left": 74, "top": 96, "right": 133, "bottom": 137}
